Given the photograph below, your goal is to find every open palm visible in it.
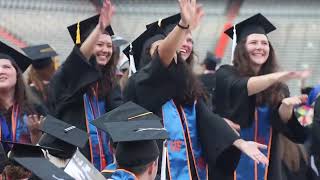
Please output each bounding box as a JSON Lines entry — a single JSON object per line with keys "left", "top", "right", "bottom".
{"left": 99, "top": 0, "right": 115, "bottom": 31}
{"left": 178, "top": 0, "right": 204, "bottom": 30}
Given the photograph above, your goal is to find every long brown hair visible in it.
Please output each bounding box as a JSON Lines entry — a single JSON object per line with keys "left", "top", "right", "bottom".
{"left": 27, "top": 60, "right": 56, "bottom": 100}
{"left": 91, "top": 32, "right": 118, "bottom": 98}
{"left": 233, "top": 38, "right": 280, "bottom": 107}
{"left": 175, "top": 50, "right": 208, "bottom": 105}
{"left": 0, "top": 59, "right": 36, "bottom": 115}
{"left": 233, "top": 37, "right": 308, "bottom": 172}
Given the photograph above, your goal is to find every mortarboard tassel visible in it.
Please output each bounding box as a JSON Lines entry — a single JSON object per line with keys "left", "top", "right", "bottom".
{"left": 128, "top": 43, "right": 137, "bottom": 77}
{"left": 76, "top": 22, "right": 81, "bottom": 45}
{"left": 161, "top": 140, "right": 167, "bottom": 180}
{"left": 230, "top": 25, "right": 237, "bottom": 64}
{"left": 158, "top": 19, "right": 163, "bottom": 27}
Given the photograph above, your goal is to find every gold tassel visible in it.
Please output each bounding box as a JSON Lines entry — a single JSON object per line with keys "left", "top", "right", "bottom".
{"left": 76, "top": 22, "right": 81, "bottom": 44}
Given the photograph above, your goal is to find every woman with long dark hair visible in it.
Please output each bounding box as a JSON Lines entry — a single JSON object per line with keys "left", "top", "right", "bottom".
{"left": 46, "top": 0, "right": 122, "bottom": 170}
{"left": 123, "top": 1, "right": 269, "bottom": 179}
{"left": 215, "top": 13, "right": 310, "bottom": 180}
{"left": 0, "top": 41, "right": 43, "bottom": 146}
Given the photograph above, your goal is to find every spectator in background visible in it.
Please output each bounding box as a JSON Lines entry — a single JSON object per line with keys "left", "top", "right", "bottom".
{"left": 23, "top": 44, "right": 59, "bottom": 109}
{"left": 198, "top": 52, "right": 220, "bottom": 112}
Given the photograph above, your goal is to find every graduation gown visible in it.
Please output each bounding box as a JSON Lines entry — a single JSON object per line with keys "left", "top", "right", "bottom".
{"left": 47, "top": 47, "right": 122, "bottom": 161}
{"left": 123, "top": 51, "right": 240, "bottom": 180}
{"left": 28, "top": 84, "right": 50, "bottom": 115}
{"left": 215, "top": 65, "right": 308, "bottom": 180}
{"left": 198, "top": 73, "right": 216, "bottom": 112}
{"left": 312, "top": 96, "right": 320, "bottom": 174}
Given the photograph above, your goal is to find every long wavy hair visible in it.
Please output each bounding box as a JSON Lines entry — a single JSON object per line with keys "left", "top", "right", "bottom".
{"left": 233, "top": 37, "right": 308, "bottom": 172}
{"left": 91, "top": 32, "right": 118, "bottom": 98}
{"left": 0, "top": 58, "right": 36, "bottom": 115}
{"left": 233, "top": 38, "right": 281, "bottom": 107}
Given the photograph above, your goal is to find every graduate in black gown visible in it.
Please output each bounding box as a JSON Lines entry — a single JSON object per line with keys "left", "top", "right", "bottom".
{"left": 47, "top": 0, "right": 122, "bottom": 170}
{"left": 23, "top": 44, "right": 58, "bottom": 108}
{"left": 91, "top": 103, "right": 168, "bottom": 180}
{"left": 0, "top": 41, "right": 44, "bottom": 146}
{"left": 215, "top": 13, "right": 309, "bottom": 180}
{"left": 123, "top": 1, "right": 269, "bottom": 179}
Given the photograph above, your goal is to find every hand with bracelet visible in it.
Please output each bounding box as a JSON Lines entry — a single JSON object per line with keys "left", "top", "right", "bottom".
{"left": 178, "top": 0, "right": 204, "bottom": 31}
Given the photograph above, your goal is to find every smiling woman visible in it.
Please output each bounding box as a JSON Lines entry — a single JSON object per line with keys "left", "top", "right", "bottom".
{"left": 46, "top": 0, "right": 123, "bottom": 171}
{"left": 0, "top": 41, "right": 45, "bottom": 147}
{"left": 215, "top": 13, "right": 311, "bottom": 180}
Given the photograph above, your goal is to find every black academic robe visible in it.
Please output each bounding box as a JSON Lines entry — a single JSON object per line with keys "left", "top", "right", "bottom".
{"left": 123, "top": 51, "right": 240, "bottom": 180}
{"left": 312, "top": 96, "right": 320, "bottom": 174}
{"left": 47, "top": 47, "right": 123, "bottom": 159}
{"left": 198, "top": 73, "right": 216, "bottom": 112}
{"left": 28, "top": 84, "right": 50, "bottom": 115}
{"left": 215, "top": 65, "right": 308, "bottom": 180}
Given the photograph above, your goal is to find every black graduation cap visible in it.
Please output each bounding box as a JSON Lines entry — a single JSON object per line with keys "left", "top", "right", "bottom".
{"left": 101, "top": 120, "right": 167, "bottom": 143}
{"left": 22, "top": 44, "right": 57, "bottom": 69}
{"left": 224, "top": 13, "right": 276, "bottom": 43}
{"left": 13, "top": 157, "right": 75, "bottom": 180}
{"left": 91, "top": 102, "right": 168, "bottom": 167}
{"left": 1, "top": 141, "right": 63, "bottom": 159}
{"left": 0, "top": 41, "right": 31, "bottom": 72}
{"left": 67, "top": 14, "right": 114, "bottom": 45}
{"left": 91, "top": 101, "right": 162, "bottom": 128}
{"left": 108, "top": 120, "right": 167, "bottom": 167}
{"left": 146, "top": 13, "right": 181, "bottom": 35}
{"left": 38, "top": 115, "right": 89, "bottom": 159}
{"left": 122, "top": 25, "right": 163, "bottom": 70}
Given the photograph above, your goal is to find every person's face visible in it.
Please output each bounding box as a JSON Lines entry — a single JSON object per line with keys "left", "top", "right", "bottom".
{"left": 0, "top": 59, "right": 17, "bottom": 91}
{"left": 93, "top": 33, "right": 113, "bottom": 66}
{"left": 179, "top": 32, "right": 193, "bottom": 61}
{"left": 245, "top": 34, "right": 270, "bottom": 67}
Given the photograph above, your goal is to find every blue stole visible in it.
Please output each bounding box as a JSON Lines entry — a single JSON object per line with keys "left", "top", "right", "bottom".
{"left": 110, "top": 169, "right": 137, "bottom": 180}
{"left": 235, "top": 106, "right": 273, "bottom": 180}
{"left": 0, "top": 104, "right": 30, "bottom": 143}
{"left": 83, "top": 89, "right": 113, "bottom": 170}
{"left": 162, "top": 100, "right": 208, "bottom": 180}
{"left": 105, "top": 162, "right": 117, "bottom": 170}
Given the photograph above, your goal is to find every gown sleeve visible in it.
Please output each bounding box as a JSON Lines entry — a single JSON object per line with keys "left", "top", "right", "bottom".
{"left": 105, "top": 84, "right": 123, "bottom": 112}
{"left": 312, "top": 96, "right": 320, "bottom": 155}
{"left": 196, "top": 99, "right": 240, "bottom": 166}
{"left": 123, "top": 50, "right": 178, "bottom": 112}
{"left": 270, "top": 85, "right": 307, "bottom": 143}
{"left": 215, "top": 65, "right": 255, "bottom": 127}
{"left": 47, "top": 46, "right": 101, "bottom": 115}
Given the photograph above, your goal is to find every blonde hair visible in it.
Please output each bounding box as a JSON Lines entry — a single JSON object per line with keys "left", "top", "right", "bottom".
{"left": 27, "top": 59, "right": 58, "bottom": 100}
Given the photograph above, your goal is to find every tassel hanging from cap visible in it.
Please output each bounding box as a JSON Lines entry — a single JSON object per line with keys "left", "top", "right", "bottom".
{"left": 230, "top": 25, "right": 237, "bottom": 65}
{"left": 76, "top": 22, "right": 81, "bottom": 45}
{"left": 128, "top": 43, "right": 137, "bottom": 77}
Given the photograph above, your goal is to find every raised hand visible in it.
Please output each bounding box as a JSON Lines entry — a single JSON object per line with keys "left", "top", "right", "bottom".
{"left": 99, "top": 0, "right": 115, "bottom": 31}
{"left": 27, "top": 114, "right": 44, "bottom": 134}
{"left": 178, "top": 0, "right": 204, "bottom": 30}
